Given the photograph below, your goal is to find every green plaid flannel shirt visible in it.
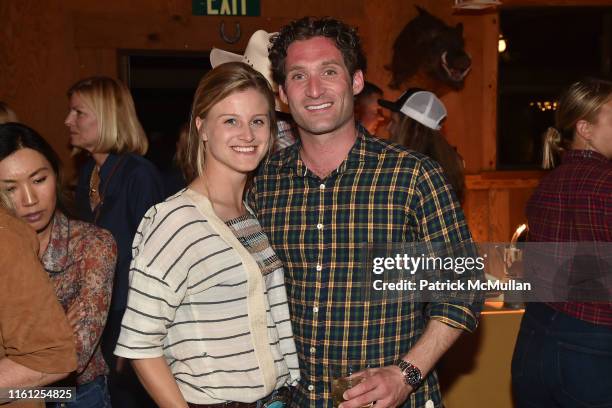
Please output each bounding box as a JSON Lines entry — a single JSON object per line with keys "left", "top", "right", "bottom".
{"left": 250, "top": 127, "right": 480, "bottom": 408}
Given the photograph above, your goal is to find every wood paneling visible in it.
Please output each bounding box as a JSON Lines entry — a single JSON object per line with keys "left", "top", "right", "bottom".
{"left": 464, "top": 189, "right": 491, "bottom": 242}
{"left": 72, "top": 13, "right": 294, "bottom": 51}
{"left": 1, "top": 0, "right": 370, "bottom": 181}
{"left": 463, "top": 172, "right": 543, "bottom": 242}
{"left": 2, "top": 0, "right": 548, "bottom": 240}
{"left": 1, "top": 1, "right": 78, "bottom": 177}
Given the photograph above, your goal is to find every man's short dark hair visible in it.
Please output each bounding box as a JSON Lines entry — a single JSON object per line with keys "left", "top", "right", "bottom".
{"left": 269, "top": 17, "right": 366, "bottom": 86}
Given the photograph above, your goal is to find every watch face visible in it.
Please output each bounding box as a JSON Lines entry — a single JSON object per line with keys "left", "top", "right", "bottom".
{"left": 397, "top": 360, "right": 422, "bottom": 387}
{"left": 405, "top": 366, "right": 422, "bottom": 385}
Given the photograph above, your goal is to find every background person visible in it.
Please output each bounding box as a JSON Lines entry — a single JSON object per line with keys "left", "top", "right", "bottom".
{"left": 115, "top": 62, "right": 300, "bottom": 408}
{"left": 354, "top": 81, "right": 385, "bottom": 136}
{"left": 65, "top": 76, "right": 164, "bottom": 407}
{"left": 0, "top": 194, "right": 77, "bottom": 408}
{"left": 0, "top": 123, "right": 117, "bottom": 407}
{"left": 511, "top": 77, "right": 612, "bottom": 407}
{"left": 380, "top": 88, "right": 465, "bottom": 202}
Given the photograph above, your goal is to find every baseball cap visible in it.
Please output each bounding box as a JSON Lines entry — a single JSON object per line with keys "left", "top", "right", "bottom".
{"left": 378, "top": 89, "right": 447, "bottom": 130}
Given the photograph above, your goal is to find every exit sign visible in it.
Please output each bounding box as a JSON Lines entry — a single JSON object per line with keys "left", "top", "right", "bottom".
{"left": 193, "top": 0, "right": 260, "bottom": 16}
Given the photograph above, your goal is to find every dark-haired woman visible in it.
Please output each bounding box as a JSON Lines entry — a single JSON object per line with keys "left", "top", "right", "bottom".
{"left": 380, "top": 88, "right": 465, "bottom": 202}
{"left": 0, "top": 123, "right": 116, "bottom": 407}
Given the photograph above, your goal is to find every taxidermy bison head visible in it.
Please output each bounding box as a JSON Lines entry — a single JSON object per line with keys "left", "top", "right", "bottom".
{"left": 387, "top": 6, "right": 471, "bottom": 91}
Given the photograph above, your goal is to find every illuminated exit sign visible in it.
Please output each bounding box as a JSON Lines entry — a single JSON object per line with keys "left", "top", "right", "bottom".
{"left": 192, "top": 0, "right": 260, "bottom": 16}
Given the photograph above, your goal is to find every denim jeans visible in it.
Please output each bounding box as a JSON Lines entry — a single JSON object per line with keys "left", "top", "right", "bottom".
{"left": 511, "top": 303, "right": 612, "bottom": 407}
{"left": 47, "top": 376, "right": 111, "bottom": 408}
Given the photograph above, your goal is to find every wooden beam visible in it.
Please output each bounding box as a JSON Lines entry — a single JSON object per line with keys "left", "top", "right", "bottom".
{"left": 481, "top": 14, "right": 499, "bottom": 170}
{"left": 72, "top": 12, "right": 292, "bottom": 50}
{"left": 501, "top": 0, "right": 612, "bottom": 7}
{"left": 72, "top": 12, "right": 364, "bottom": 51}
{"left": 465, "top": 171, "right": 543, "bottom": 190}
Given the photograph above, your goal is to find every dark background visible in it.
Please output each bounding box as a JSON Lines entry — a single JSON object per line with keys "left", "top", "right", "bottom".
{"left": 497, "top": 7, "right": 612, "bottom": 169}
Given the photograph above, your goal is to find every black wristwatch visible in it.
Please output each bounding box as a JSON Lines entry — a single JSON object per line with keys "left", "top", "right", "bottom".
{"left": 396, "top": 360, "right": 422, "bottom": 388}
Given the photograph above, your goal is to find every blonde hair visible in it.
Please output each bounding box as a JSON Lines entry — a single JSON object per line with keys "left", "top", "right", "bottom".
{"left": 0, "top": 102, "right": 18, "bottom": 124}
{"left": 182, "top": 62, "right": 276, "bottom": 183}
{"left": 542, "top": 78, "right": 612, "bottom": 169}
{"left": 67, "top": 76, "right": 148, "bottom": 155}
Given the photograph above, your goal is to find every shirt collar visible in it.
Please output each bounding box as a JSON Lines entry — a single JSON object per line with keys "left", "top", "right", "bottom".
{"left": 99, "top": 153, "right": 121, "bottom": 179}
{"left": 562, "top": 149, "right": 610, "bottom": 165}
{"left": 278, "top": 123, "right": 378, "bottom": 177}
{"left": 41, "top": 211, "right": 70, "bottom": 274}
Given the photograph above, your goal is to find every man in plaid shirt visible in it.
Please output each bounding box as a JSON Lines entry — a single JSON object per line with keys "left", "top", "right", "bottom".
{"left": 250, "top": 17, "right": 481, "bottom": 408}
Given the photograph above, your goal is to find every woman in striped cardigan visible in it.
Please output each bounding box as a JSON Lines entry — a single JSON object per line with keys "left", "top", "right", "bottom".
{"left": 115, "top": 62, "right": 300, "bottom": 408}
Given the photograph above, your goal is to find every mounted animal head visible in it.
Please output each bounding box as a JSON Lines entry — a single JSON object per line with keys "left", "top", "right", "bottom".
{"left": 387, "top": 6, "right": 471, "bottom": 92}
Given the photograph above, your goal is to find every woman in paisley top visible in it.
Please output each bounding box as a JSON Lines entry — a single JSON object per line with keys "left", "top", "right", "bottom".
{"left": 0, "top": 123, "right": 117, "bottom": 408}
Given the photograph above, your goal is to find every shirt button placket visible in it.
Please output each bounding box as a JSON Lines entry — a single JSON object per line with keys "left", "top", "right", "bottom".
{"left": 310, "top": 181, "right": 326, "bottom": 396}
{"left": 312, "top": 182, "right": 326, "bottom": 396}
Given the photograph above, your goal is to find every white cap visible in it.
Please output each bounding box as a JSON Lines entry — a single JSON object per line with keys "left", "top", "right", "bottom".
{"left": 399, "top": 91, "right": 447, "bottom": 130}
{"left": 379, "top": 89, "right": 447, "bottom": 130}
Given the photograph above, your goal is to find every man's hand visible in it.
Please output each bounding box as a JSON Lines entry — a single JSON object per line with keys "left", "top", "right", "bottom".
{"left": 339, "top": 365, "right": 412, "bottom": 408}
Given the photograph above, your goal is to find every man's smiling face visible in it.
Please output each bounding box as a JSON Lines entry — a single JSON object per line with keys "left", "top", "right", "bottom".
{"left": 279, "top": 36, "right": 363, "bottom": 138}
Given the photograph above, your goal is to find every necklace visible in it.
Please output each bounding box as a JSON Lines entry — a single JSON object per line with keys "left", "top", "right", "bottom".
{"left": 89, "top": 165, "right": 101, "bottom": 211}
{"left": 89, "top": 156, "right": 127, "bottom": 223}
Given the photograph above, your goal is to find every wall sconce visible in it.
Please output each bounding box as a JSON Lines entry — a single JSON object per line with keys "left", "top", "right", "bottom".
{"left": 498, "top": 34, "right": 507, "bottom": 53}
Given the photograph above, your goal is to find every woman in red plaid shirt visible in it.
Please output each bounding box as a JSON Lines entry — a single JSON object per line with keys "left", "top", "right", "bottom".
{"left": 511, "top": 78, "right": 612, "bottom": 408}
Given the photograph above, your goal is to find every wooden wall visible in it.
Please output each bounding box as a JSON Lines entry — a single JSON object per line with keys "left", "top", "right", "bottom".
{"left": 4, "top": 0, "right": 588, "bottom": 241}
{"left": 1, "top": 0, "right": 495, "bottom": 171}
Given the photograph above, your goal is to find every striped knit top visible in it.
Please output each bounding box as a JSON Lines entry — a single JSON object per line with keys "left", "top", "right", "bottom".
{"left": 114, "top": 189, "right": 300, "bottom": 404}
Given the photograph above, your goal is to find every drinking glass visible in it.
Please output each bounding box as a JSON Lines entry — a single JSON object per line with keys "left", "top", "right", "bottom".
{"left": 330, "top": 364, "right": 373, "bottom": 408}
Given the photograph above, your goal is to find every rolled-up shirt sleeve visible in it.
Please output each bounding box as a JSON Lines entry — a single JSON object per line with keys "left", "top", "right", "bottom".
{"left": 412, "top": 158, "right": 482, "bottom": 332}
{"left": 114, "top": 260, "right": 184, "bottom": 359}
{"left": 426, "top": 303, "right": 479, "bottom": 333}
{"left": 114, "top": 208, "right": 186, "bottom": 359}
